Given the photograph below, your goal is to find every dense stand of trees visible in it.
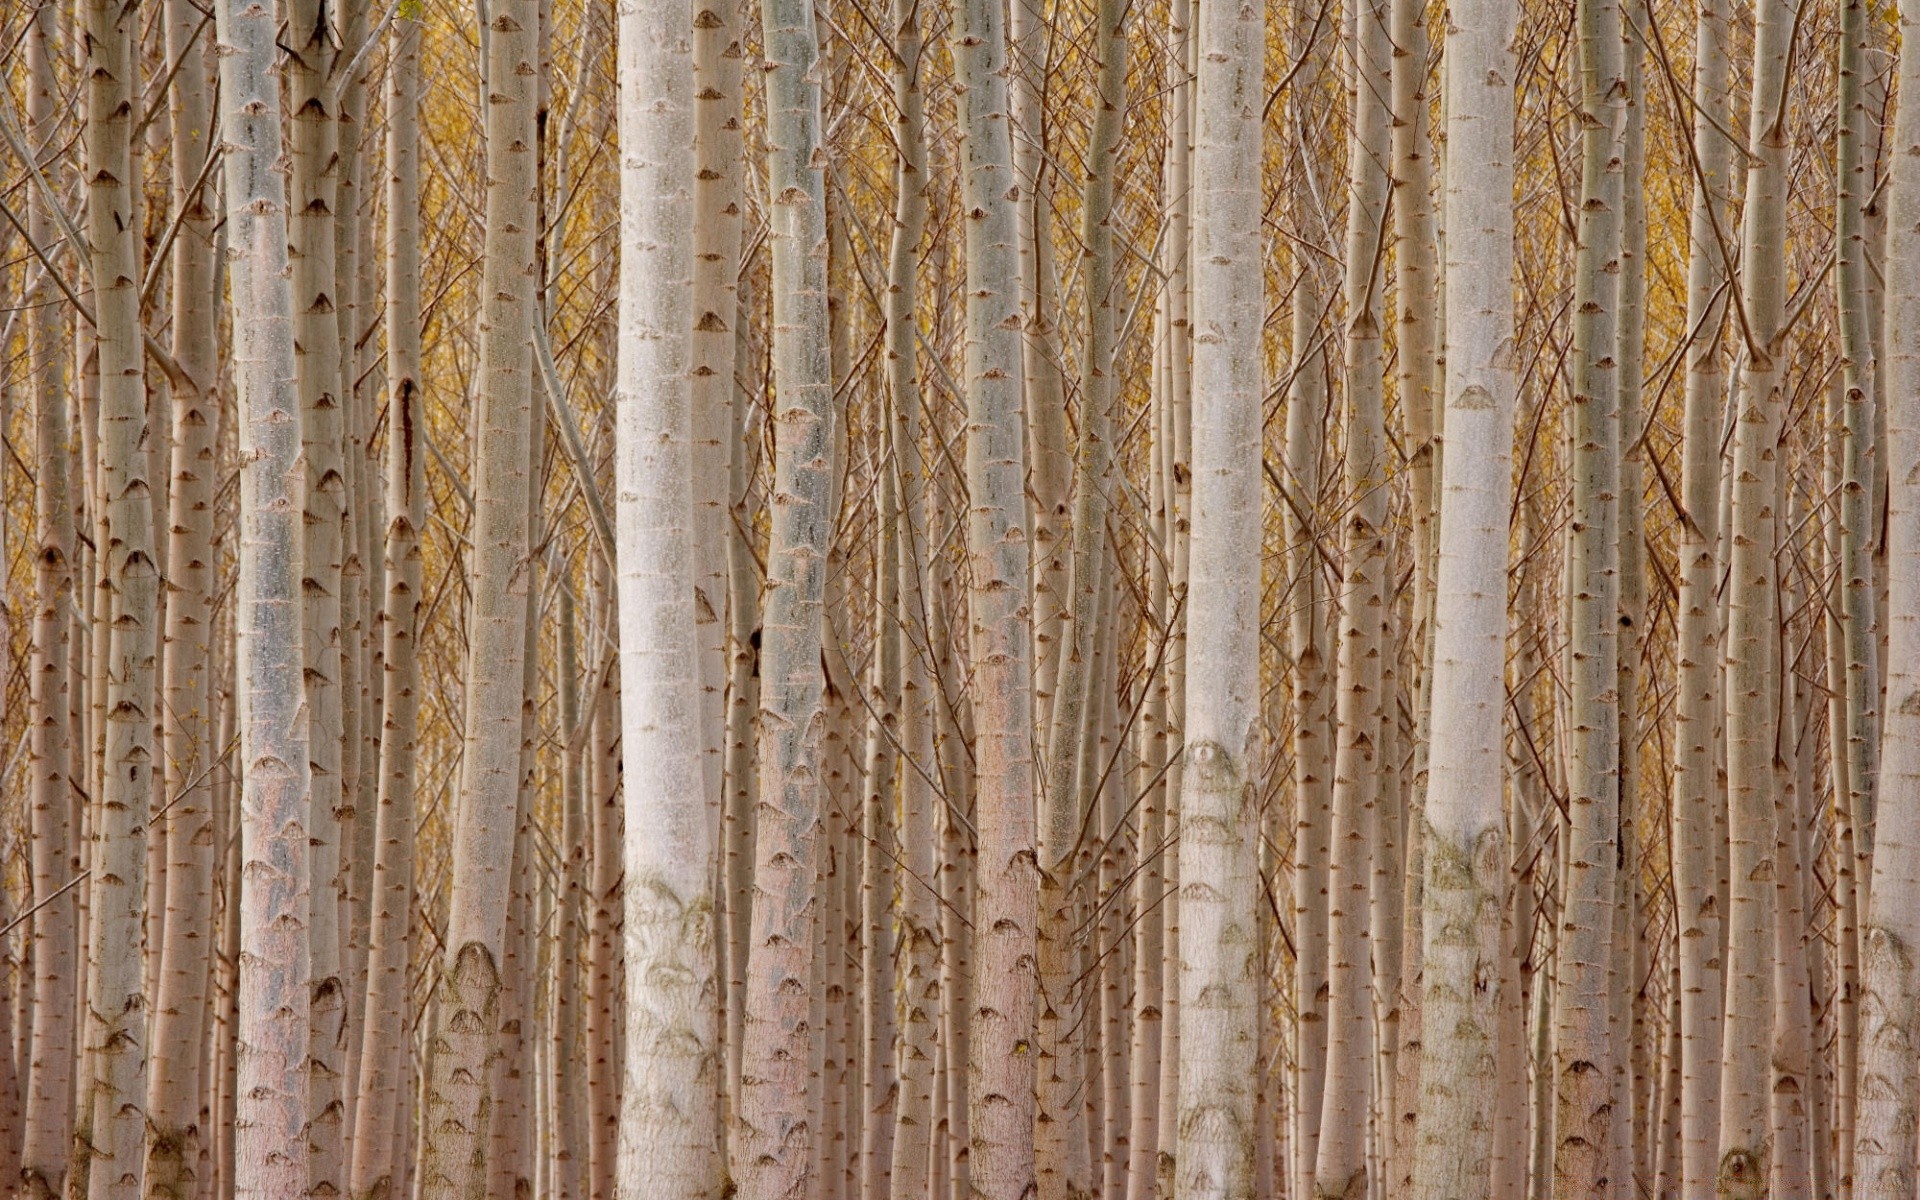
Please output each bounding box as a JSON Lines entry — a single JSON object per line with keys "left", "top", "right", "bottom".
{"left": 0, "top": 0, "right": 1915, "bottom": 1195}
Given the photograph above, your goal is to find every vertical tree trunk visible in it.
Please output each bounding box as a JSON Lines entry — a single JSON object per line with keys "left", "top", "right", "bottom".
{"left": 587, "top": 571, "right": 624, "bottom": 1200}
{"left": 1717, "top": 0, "right": 1793, "bottom": 1187}
{"left": 615, "top": 0, "right": 719, "bottom": 1192}
{"left": 1852, "top": 5, "right": 1920, "bottom": 1189}
{"left": 1409, "top": 0, "right": 1516, "bottom": 1185}
{"left": 883, "top": 2, "right": 937, "bottom": 1183}
{"left": 348, "top": 9, "right": 423, "bottom": 1193}
{"left": 419, "top": 0, "right": 540, "bottom": 1185}
{"left": 1283, "top": 9, "right": 1332, "bottom": 1193}
{"left": 286, "top": 1, "right": 350, "bottom": 1184}
{"left": 1036, "top": 7, "right": 1126, "bottom": 1196}
{"left": 949, "top": 0, "right": 1039, "bottom": 1192}
{"left": 1553, "top": 0, "right": 1625, "bottom": 1189}
{"left": 723, "top": 284, "right": 761, "bottom": 1139}
{"left": 1670, "top": 0, "right": 1732, "bottom": 1187}
{"left": 79, "top": 0, "right": 159, "bottom": 1188}
{"left": 1316, "top": 0, "right": 1392, "bottom": 1189}
{"left": 20, "top": 4, "right": 76, "bottom": 1193}
{"left": 217, "top": 0, "right": 315, "bottom": 1184}
{"left": 731, "top": 0, "right": 837, "bottom": 1191}
{"left": 144, "top": 0, "right": 219, "bottom": 1187}
{"left": 1174, "top": 0, "right": 1263, "bottom": 1188}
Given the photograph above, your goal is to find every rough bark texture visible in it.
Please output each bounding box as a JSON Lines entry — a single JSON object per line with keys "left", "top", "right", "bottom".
{"left": 731, "top": 0, "right": 837, "bottom": 1192}
{"left": 1316, "top": 0, "right": 1391, "bottom": 1191}
{"left": 950, "top": 0, "right": 1039, "bottom": 1195}
{"left": 615, "top": 2, "right": 720, "bottom": 1194}
{"left": 1670, "top": 0, "right": 1732, "bottom": 1188}
{"left": 419, "top": 0, "right": 540, "bottom": 1188}
{"left": 21, "top": 5, "right": 77, "bottom": 1193}
{"left": 1853, "top": 2, "right": 1920, "bottom": 1191}
{"left": 1409, "top": 0, "right": 1516, "bottom": 1188}
{"left": 1553, "top": 0, "right": 1626, "bottom": 1192}
{"left": 1717, "top": 0, "right": 1793, "bottom": 1188}
{"left": 79, "top": 0, "right": 159, "bottom": 1190}
{"left": 348, "top": 11, "right": 424, "bottom": 1195}
{"left": 1173, "top": 0, "right": 1264, "bottom": 1189}
{"left": 217, "top": 0, "right": 315, "bottom": 1187}
{"left": 144, "top": 0, "right": 219, "bottom": 1187}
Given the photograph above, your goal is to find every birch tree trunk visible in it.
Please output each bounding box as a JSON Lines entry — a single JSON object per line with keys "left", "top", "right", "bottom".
{"left": 731, "top": 0, "right": 837, "bottom": 1190}
{"left": 1553, "top": 0, "right": 1625, "bottom": 1189}
{"left": 145, "top": 0, "right": 219, "bottom": 1186}
{"left": 950, "top": 0, "right": 1039, "bottom": 1193}
{"left": 883, "top": 3, "right": 937, "bottom": 1185}
{"left": 1717, "top": 0, "right": 1793, "bottom": 1187}
{"left": 1037, "top": 6, "right": 1126, "bottom": 1194}
{"left": 615, "top": 1, "right": 719, "bottom": 1193}
{"left": 1173, "top": 0, "right": 1263, "bottom": 1188}
{"left": 348, "top": 9, "right": 423, "bottom": 1193}
{"left": 1317, "top": 0, "right": 1392, "bottom": 1189}
{"left": 1670, "top": 0, "right": 1732, "bottom": 1188}
{"left": 1409, "top": 0, "right": 1516, "bottom": 1187}
{"left": 420, "top": 0, "right": 540, "bottom": 1186}
{"left": 287, "top": 2, "right": 350, "bottom": 1183}
{"left": 79, "top": 0, "right": 159, "bottom": 1187}
{"left": 1283, "top": 12, "right": 1332, "bottom": 1194}
{"left": 21, "top": 5, "right": 77, "bottom": 1193}
{"left": 1852, "top": 5, "right": 1920, "bottom": 1190}
{"left": 216, "top": 0, "right": 315, "bottom": 1185}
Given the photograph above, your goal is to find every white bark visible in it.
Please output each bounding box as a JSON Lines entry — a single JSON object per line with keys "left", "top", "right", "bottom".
{"left": 348, "top": 10, "right": 423, "bottom": 1194}
{"left": 615, "top": 1, "right": 719, "bottom": 1194}
{"left": 949, "top": 0, "right": 1039, "bottom": 1193}
{"left": 1173, "top": 0, "right": 1264, "bottom": 1189}
{"left": 1409, "top": 0, "right": 1516, "bottom": 1188}
{"left": 732, "top": 0, "right": 838, "bottom": 1190}
{"left": 1853, "top": 3, "right": 1920, "bottom": 1191}
{"left": 420, "top": 0, "right": 541, "bottom": 1187}
{"left": 21, "top": 5, "right": 77, "bottom": 1192}
{"left": 216, "top": 0, "right": 315, "bottom": 1186}
{"left": 79, "top": 0, "right": 159, "bottom": 1189}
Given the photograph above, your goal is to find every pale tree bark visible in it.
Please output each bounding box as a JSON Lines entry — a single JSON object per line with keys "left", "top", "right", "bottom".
{"left": 950, "top": 0, "right": 1039, "bottom": 1192}
{"left": 1387, "top": 0, "right": 1440, "bottom": 1177}
{"left": 1010, "top": 0, "right": 1068, "bottom": 727}
{"left": 552, "top": 587, "right": 588, "bottom": 1200}
{"left": 860, "top": 476, "right": 900, "bottom": 1200}
{"left": 882, "top": 2, "right": 936, "bottom": 1185}
{"left": 1717, "top": 0, "right": 1793, "bottom": 1187}
{"left": 690, "top": 8, "right": 746, "bottom": 1093}
{"left": 287, "top": 1, "right": 350, "bottom": 1184}
{"left": 1830, "top": 10, "right": 1880, "bottom": 1188}
{"left": 419, "top": 0, "right": 540, "bottom": 1186}
{"left": 587, "top": 565, "right": 624, "bottom": 1200}
{"left": 1408, "top": 0, "right": 1516, "bottom": 1186}
{"left": 1036, "top": 5, "right": 1126, "bottom": 1195}
{"left": 216, "top": 0, "right": 315, "bottom": 1185}
{"left": 78, "top": 0, "right": 159, "bottom": 1187}
{"left": 144, "top": 0, "right": 220, "bottom": 1187}
{"left": 722, "top": 289, "right": 760, "bottom": 1139}
{"left": 1173, "top": 0, "right": 1263, "bottom": 1188}
{"left": 1131, "top": 13, "right": 1192, "bottom": 1198}
{"left": 1316, "top": 0, "right": 1392, "bottom": 1190}
{"left": 348, "top": 9, "right": 423, "bottom": 1194}
{"left": 689, "top": 0, "right": 742, "bottom": 853}
{"left": 1283, "top": 11, "right": 1332, "bottom": 1196}
{"left": 1852, "top": 5, "right": 1920, "bottom": 1189}
{"left": 1669, "top": 0, "right": 1732, "bottom": 1188}
{"left": 615, "top": 1, "right": 719, "bottom": 1194}
{"left": 20, "top": 4, "right": 76, "bottom": 1193}
{"left": 731, "top": 0, "right": 837, "bottom": 1190}
{"left": 1553, "top": 0, "right": 1625, "bottom": 1189}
